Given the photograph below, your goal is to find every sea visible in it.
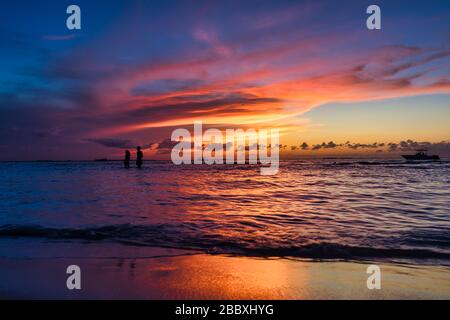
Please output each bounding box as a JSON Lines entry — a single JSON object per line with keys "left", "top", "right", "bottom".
{"left": 1, "top": 159, "right": 449, "bottom": 266}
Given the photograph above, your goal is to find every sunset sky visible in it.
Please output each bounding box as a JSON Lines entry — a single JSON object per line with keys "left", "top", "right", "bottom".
{"left": 0, "top": 0, "right": 449, "bottom": 160}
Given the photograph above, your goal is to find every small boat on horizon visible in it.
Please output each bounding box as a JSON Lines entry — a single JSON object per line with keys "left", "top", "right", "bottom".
{"left": 402, "top": 149, "right": 440, "bottom": 161}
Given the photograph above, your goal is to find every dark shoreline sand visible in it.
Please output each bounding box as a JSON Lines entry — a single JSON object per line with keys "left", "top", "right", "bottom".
{"left": 1, "top": 240, "right": 449, "bottom": 299}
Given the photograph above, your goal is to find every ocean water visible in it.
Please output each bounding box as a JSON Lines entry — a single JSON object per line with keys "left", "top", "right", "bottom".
{"left": 0, "top": 160, "right": 449, "bottom": 265}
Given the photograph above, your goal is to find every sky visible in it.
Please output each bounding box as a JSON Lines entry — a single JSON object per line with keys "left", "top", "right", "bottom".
{"left": 0, "top": 0, "right": 449, "bottom": 160}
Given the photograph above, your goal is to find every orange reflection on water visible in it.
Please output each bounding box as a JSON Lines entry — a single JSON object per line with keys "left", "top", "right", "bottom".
{"left": 140, "top": 254, "right": 308, "bottom": 299}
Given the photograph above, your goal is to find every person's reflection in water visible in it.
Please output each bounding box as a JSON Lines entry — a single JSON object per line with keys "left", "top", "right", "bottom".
{"left": 124, "top": 150, "right": 130, "bottom": 168}
{"left": 136, "top": 146, "right": 143, "bottom": 168}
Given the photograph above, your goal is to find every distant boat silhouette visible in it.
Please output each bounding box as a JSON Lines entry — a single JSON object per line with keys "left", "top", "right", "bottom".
{"left": 402, "top": 149, "right": 439, "bottom": 161}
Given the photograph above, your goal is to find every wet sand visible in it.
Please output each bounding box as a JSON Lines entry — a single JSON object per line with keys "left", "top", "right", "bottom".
{"left": 0, "top": 240, "right": 449, "bottom": 299}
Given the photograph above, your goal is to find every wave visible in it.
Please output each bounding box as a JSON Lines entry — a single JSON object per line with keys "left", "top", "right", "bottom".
{"left": 1, "top": 224, "right": 449, "bottom": 262}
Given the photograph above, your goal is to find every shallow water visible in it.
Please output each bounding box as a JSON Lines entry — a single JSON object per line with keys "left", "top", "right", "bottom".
{"left": 0, "top": 159, "right": 449, "bottom": 264}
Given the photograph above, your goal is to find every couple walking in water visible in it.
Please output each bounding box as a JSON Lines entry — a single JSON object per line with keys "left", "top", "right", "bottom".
{"left": 124, "top": 146, "right": 143, "bottom": 168}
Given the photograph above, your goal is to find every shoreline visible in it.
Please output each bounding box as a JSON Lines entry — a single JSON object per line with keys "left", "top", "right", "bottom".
{"left": 1, "top": 241, "right": 449, "bottom": 299}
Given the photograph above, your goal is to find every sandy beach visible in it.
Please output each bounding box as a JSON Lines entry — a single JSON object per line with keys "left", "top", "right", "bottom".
{"left": 1, "top": 240, "right": 449, "bottom": 300}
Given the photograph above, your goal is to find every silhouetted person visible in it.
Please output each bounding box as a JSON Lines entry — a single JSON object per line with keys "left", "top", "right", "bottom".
{"left": 136, "top": 146, "right": 143, "bottom": 168}
{"left": 124, "top": 150, "right": 130, "bottom": 168}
